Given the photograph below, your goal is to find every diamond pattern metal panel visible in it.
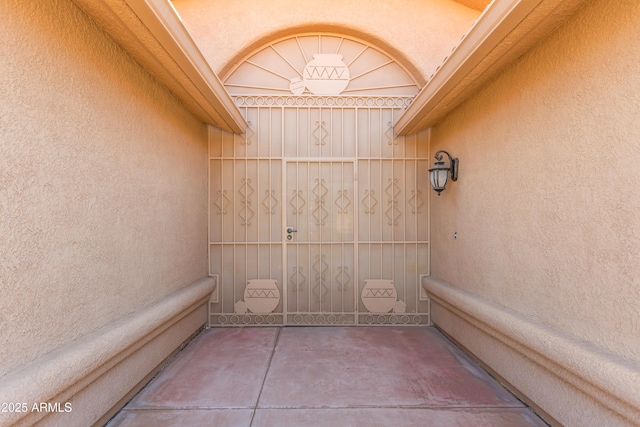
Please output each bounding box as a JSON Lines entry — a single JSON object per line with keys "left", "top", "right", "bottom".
{"left": 209, "top": 98, "right": 429, "bottom": 326}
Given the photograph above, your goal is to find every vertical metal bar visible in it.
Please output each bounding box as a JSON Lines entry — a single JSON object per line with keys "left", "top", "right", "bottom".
{"left": 341, "top": 108, "right": 344, "bottom": 158}
{"left": 318, "top": 161, "right": 322, "bottom": 314}
{"left": 237, "top": 115, "right": 243, "bottom": 306}
{"left": 329, "top": 161, "right": 334, "bottom": 314}
{"left": 341, "top": 240, "right": 344, "bottom": 313}
{"left": 268, "top": 107, "right": 273, "bottom": 280}
{"left": 295, "top": 163, "right": 299, "bottom": 316}
{"left": 220, "top": 142, "right": 224, "bottom": 314}
{"left": 296, "top": 161, "right": 300, "bottom": 315}
{"left": 330, "top": 107, "right": 333, "bottom": 158}
{"left": 379, "top": 157, "right": 383, "bottom": 279}
{"left": 397, "top": 108, "right": 407, "bottom": 313}
{"left": 282, "top": 158, "right": 288, "bottom": 322}
{"left": 232, "top": 142, "right": 237, "bottom": 244}
{"left": 256, "top": 120, "right": 261, "bottom": 278}
{"left": 369, "top": 108, "right": 373, "bottom": 286}
{"left": 281, "top": 109, "right": 287, "bottom": 323}
{"left": 368, "top": 108, "right": 371, "bottom": 158}
{"left": 227, "top": 134, "right": 235, "bottom": 313}
{"left": 413, "top": 134, "right": 419, "bottom": 312}
{"left": 339, "top": 161, "right": 343, "bottom": 312}
{"left": 387, "top": 110, "right": 394, "bottom": 292}
{"left": 338, "top": 112, "right": 347, "bottom": 312}
{"left": 208, "top": 127, "right": 214, "bottom": 314}
{"left": 397, "top": 107, "right": 408, "bottom": 310}
{"left": 245, "top": 154, "right": 248, "bottom": 295}
{"left": 307, "top": 161, "right": 311, "bottom": 315}
{"left": 354, "top": 110, "right": 360, "bottom": 325}
{"left": 402, "top": 241, "right": 407, "bottom": 313}
{"left": 308, "top": 108, "right": 311, "bottom": 158}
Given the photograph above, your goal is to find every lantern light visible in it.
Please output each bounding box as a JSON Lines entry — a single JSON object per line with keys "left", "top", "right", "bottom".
{"left": 429, "top": 150, "right": 458, "bottom": 195}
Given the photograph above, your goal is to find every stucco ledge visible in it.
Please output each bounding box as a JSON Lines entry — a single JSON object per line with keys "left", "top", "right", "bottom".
{"left": 0, "top": 277, "right": 215, "bottom": 426}
{"left": 423, "top": 276, "right": 640, "bottom": 425}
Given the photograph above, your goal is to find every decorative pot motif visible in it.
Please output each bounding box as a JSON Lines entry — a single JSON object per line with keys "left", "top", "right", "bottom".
{"left": 301, "top": 54, "right": 350, "bottom": 95}
{"left": 289, "top": 77, "right": 305, "bottom": 96}
{"left": 361, "top": 279, "right": 398, "bottom": 313}
{"left": 243, "top": 279, "right": 280, "bottom": 314}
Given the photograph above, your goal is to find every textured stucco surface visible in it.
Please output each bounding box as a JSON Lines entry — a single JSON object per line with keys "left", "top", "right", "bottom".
{"left": 430, "top": 0, "right": 640, "bottom": 364}
{"left": 429, "top": 300, "right": 637, "bottom": 426}
{"left": 0, "top": 0, "right": 208, "bottom": 378}
{"left": 0, "top": 279, "right": 213, "bottom": 426}
{"left": 425, "top": 277, "right": 640, "bottom": 426}
{"left": 172, "top": 0, "right": 480, "bottom": 82}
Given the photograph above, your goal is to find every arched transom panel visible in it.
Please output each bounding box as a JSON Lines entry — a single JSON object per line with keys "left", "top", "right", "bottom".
{"left": 224, "top": 34, "right": 420, "bottom": 97}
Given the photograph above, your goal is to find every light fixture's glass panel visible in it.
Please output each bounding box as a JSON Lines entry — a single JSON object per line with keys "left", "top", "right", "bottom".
{"left": 430, "top": 168, "right": 449, "bottom": 191}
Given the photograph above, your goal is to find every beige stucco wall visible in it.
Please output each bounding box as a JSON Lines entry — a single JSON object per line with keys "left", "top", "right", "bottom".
{"left": 172, "top": 0, "right": 481, "bottom": 83}
{"left": 430, "top": 0, "right": 639, "bottom": 399}
{"left": 0, "top": 0, "right": 208, "bottom": 379}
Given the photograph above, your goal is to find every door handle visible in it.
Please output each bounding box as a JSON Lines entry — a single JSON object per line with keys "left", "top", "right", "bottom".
{"left": 286, "top": 227, "right": 297, "bottom": 233}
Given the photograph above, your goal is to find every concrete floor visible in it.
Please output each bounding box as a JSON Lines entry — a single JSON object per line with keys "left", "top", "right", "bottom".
{"left": 106, "top": 327, "right": 548, "bottom": 426}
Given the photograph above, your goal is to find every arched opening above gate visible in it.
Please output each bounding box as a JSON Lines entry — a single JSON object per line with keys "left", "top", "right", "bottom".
{"left": 223, "top": 34, "right": 421, "bottom": 98}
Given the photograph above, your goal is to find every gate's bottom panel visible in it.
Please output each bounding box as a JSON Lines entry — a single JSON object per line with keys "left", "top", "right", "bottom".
{"left": 209, "top": 312, "right": 284, "bottom": 327}
{"left": 208, "top": 309, "right": 431, "bottom": 327}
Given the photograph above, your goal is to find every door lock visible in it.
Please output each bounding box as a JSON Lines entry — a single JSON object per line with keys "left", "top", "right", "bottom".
{"left": 286, "top": 227, "right": 297, "bottom": 240}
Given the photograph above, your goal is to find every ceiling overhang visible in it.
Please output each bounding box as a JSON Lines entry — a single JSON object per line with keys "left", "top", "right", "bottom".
{"left": 453, "top": 0, "right": 493, "bottom": 12}
{"left": 395, "top": 0, "right": 589, "bottom": 135}
{"left": 72, "top": 0, "right": 246, "bottom": 133}
{"left": 71, "top": 0, "right": 590, "bottom": 136}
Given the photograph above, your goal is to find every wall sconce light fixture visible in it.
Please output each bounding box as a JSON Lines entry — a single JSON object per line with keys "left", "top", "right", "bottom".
{"left": 429, "top": 150, "right": 459, "bottom": 195}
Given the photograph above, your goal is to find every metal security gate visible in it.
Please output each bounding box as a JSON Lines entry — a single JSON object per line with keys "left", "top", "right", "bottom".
{"left": 208, "top": 34, "right": 430, "bottom": 326}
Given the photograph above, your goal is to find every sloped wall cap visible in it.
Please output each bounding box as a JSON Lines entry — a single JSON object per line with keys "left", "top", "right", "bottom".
{"left": 423, "top": 276, "right": 640, "bottom": 425}
{"left": 0, "top": 277, "right": 215, "bottom": 426}
{"left": 395, "top": 0, "right": 588, "bottom": 135}
{"left": 72, "top": 0, "right": 246, "bottom": 133}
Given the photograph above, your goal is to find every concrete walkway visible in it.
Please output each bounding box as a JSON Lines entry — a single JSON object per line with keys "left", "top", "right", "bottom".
{"left": 106, "top": 327, "right": 548, "bottom": 426}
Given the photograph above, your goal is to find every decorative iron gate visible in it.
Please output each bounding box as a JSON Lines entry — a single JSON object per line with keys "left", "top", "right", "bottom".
{"left": 208, "top": 35, "right": 430, "bottom": 326}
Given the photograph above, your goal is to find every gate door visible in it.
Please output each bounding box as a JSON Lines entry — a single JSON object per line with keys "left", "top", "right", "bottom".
{"left": 285, "top": 161, "right": 356, "bottom": 325}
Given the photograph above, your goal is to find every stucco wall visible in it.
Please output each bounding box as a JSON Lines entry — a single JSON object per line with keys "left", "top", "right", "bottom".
{"left": 430, "top": 0, "right": 639, "bottom": 370}
{"left": 172, "top": 0, "right": 480, "bottom": 82}
{"left": 0, "top": 0, "right": 208, "bottom": 379}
